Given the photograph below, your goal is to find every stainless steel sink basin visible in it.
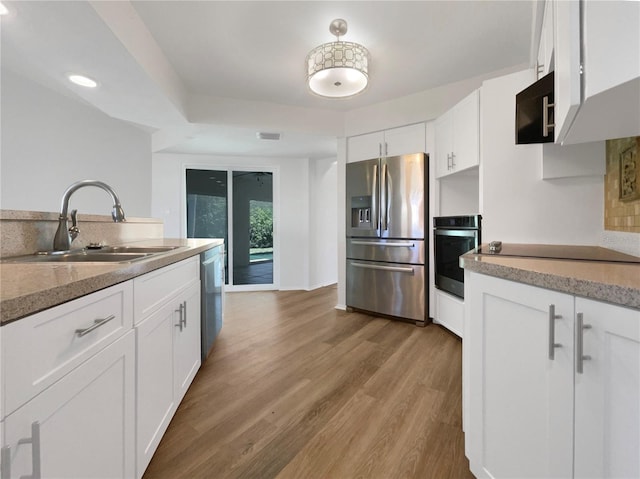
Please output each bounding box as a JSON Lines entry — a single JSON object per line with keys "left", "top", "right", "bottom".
{"left": 90, "top": 246, "right": 179, "bottom": 254}
{"left": 1, "top": 245, "right": 181, "bottom": 264}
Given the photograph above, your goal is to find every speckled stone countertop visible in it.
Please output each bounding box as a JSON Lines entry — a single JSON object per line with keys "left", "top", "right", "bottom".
{"left": 461, "top": 244, "right": 640, "bottom": 310}
{"left": 0, "top": 238, "right": 224, "bottom": 325}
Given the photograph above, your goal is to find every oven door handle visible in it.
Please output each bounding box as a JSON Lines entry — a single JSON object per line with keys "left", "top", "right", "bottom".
{"left": 434, "top": 229, "right": 479, "bottom": 238}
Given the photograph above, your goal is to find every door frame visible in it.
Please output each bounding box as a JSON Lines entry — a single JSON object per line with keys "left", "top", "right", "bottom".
{"left": 181, "top": 164, "right": 280, "bottom": 292}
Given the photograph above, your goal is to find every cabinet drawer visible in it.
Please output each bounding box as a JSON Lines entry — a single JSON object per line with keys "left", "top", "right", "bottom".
{"left": 133, "top": 256, "right": 199, "bottom": 323}
{"left": 3, "top": 281, "right": 133, "bottom": 415}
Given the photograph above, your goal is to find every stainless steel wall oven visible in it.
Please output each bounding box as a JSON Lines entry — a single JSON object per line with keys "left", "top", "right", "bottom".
{"left": 433, "top": 215, "right": 481, "bottom": 299}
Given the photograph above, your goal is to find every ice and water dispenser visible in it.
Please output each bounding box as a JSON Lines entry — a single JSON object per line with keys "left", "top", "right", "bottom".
{"left": 350, "top": 195, "right": 373, "bottom": 229}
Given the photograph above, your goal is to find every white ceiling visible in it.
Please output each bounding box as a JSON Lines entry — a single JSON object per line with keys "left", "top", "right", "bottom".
{"left": 1, "top": 1, "right": 536, "bottom": 159}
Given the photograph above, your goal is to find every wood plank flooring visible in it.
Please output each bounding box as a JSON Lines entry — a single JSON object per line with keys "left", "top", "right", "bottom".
{"left": 143, "top": 285, "right": 473, "bottom": 479}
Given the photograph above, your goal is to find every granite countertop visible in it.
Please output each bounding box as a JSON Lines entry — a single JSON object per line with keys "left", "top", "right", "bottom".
{"left": 461, "top": 244, "right": 640, "bottom": 310}
{"left": 0, "top": 238, "right": 224, "bottom": 325}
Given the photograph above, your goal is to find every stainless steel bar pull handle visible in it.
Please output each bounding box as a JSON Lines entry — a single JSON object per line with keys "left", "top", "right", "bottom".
{"left": 1, "top": 446, "right": 10, "bottom": 479}
{"left": 576, "top": 312, "right": 592, "bottom": 374}
{"left": 381, "top": 162, "right": 389, "bottom": 231}
{"left": 75, "top": 315, "right": 115, "bottom": 337}
{"left": 548, "top": 304, "right": 562, "bottom": 360}
{"left": 450, "top": 152, "right": 456, "bottom": 168}
{"left": 351, "top": 262, "right": 414, "bottom": 274}
{"left": 175, "top": 303, "right": 185, "bottom": 331}
{"left": 371, "top": 164, "right": 378, "bottom": 230}
{"left": 446, "top": 153, "right": 452, "bottom": 170}
{"left": 182, "top": 301, "right": 187, "bottom": 327}
{"left": 17, "top": 421, "right": 41, "bottom": 479}
{"left": 543, "top": 95, "right": 555, "bottom": 137}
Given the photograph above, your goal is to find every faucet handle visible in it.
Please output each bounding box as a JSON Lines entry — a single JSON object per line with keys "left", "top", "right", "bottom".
{"left": 69, "top": 209, "right": 79, "bottom": 240}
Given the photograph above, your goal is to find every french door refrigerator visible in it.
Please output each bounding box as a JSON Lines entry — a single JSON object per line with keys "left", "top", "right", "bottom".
{"left": 346, "top": 152, "right": 428, "bottom": 325}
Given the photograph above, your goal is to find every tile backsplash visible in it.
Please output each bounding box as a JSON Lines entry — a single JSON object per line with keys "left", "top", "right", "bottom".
{"left": 605, "top": 136, "right": 640, "bottom": 233}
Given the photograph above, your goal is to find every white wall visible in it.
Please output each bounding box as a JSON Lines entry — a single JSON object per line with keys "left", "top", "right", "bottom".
{"left": 1, "top": 69, "right": 151, "bottom": 216}
{"left": 309, "top": 156, "right": 338, "bottom": 289}
{"left": 151, "top": 152, "right": 336, "bottom": 291}
{"left": 480, "top": 69, "right": 604, "bottom": 244}
{"left": 344, "top": 64, "right": 527, "bottom": 137}
{"left": 438, "top": 171, "right": 480, "bottom": 217}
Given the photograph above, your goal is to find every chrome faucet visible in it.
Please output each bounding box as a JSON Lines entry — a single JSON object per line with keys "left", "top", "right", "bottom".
{"left": 53, "top": 180, "right": 126, "bottom": 251}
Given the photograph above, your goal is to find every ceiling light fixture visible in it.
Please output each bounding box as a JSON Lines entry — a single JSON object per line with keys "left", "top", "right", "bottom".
{"left": 0, "top": 2, "right": 9, "bottom": 15}
{"left": 68, "top": 74, "right": 98, "bottom": 88}
{"left": 306, "top": 19, "right": 370, "bottom": 99}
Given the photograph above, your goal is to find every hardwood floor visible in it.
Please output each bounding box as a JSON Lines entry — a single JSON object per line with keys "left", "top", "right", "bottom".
{"left": 143, "top": 285, "right": 473, "bottom": 479}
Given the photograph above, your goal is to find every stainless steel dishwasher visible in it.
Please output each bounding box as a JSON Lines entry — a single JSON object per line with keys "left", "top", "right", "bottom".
{"left": 200, "top": 244, "right": 224, "bottom": 361}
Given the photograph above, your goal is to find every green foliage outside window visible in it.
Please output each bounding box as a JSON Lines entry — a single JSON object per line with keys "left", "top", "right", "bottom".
{"left": 250, "top": 201, "right": 273, "bottom": 248}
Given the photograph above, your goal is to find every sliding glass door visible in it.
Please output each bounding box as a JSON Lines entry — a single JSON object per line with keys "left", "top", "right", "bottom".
{"left": 186, "top": 168, "right": 276, "bottom": 290}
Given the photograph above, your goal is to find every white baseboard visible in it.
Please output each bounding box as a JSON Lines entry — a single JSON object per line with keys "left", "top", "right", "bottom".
{"left": 335, "top": 304, "right": 347, "bottom": 310}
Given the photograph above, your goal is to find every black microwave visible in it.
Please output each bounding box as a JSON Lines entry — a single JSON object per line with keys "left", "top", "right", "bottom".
{"left": 515, "top": 71, "right": 554, "bottom": 144}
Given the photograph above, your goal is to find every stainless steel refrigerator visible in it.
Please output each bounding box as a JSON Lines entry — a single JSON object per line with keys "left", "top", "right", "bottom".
{"left": 346, "top": 153, "right": 427, "bottom": 325}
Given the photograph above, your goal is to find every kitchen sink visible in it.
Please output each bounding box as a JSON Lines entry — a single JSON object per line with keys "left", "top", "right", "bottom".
{"left": 90, "top": 246, "right": 180, "bottom": 254}
{"left": 1, "top": 245, "right": 181, "bottom": 264}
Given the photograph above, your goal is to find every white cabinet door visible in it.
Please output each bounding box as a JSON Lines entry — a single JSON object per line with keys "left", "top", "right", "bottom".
{"left": 3, "top": 331, "right": 135, "bottom": 479}
{"left": 466, "top": 273, "right": 574, "bottom": 479}
{"left": 574, "top": 298, "right": 640, "bottom": 479}
{"left": 434, "top": 110, "right": 453, "bottom": 178}
{"left": 435, "top": 89, "right": 480, "bottom": 178}
{"left": 451, "top": 89, "right": 480, "bottom": 173}
{"left": 553, "top": 0, "right": 582, "bottom": 143}
{"left": 434, "top": 290, "right": 463, "bottom": 338}
{"left": 537, "top": 0, "right": 554, "bottom": 78}
{"left": 384, "top": 123, "right": 425, "bottom": 157}
{"left": 347, "top": 131, "right": 384, "bottom": 163}
{"left": 174, "top": 281, "right": 202, "bottom": 404}
{"left": 136, "top": 299, "right": 177, "bottom": 478}
{"left": 582, "top": 1, "right": 640, "bottom": 100}
{"left": 347, "top": 125, "right": 425, "bottom": 163}
{"left": 135, "top": 277, "right": 200, "bottom": 478}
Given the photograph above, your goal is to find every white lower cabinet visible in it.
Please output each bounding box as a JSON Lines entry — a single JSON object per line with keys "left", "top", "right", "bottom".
{"left": 574, "top": 297, "right": 640, "bottom": 479}
{"left": 2, "top": 331, "right": 136, "bottom": 479}
{"left": 0, "top": 253, "right": 208, "bottom": 479}
{"left": 135, "top": 259, "right": 201, "bottom": 479}
{"left": 434, "top": 290, "right": 464, "bottom": 338}
{"left": 465, "top": 272, "right": 640, "bottom": 479}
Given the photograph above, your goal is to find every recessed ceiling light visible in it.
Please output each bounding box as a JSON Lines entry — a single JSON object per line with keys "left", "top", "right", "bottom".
{"left": 0, "top": 3, "right": 9, "bottom": 15}
{"left": 68, "top": 74, "right": 98, "bottom": 88}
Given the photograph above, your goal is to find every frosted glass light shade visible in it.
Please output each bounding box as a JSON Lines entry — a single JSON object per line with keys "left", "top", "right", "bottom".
{"left": 306, "top": 41, "right": 369, "bottom": 98}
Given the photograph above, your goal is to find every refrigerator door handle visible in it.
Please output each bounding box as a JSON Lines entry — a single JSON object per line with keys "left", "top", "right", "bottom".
{"left": 381, "top": 161, "right": 389, "bottom": 231}
{"left": 371, "top": 163, "right": 378, "bottom": 231}
{"left": 350, "top": 241, "right": 415, "bottom": 248}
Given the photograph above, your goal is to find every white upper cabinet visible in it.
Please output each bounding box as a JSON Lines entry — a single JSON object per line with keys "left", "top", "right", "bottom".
{"left": 553, "top": 0, "right": 581, "bottom": 143}
{"left": 553, "top": 0, "right": 640, "bottom": 144}
{"left": 536, "top": 0, "right": 554, "bottom": 79}
{"left": 347, "top": 131, "right": 385, "bottom": 163}
{"left": 346, "top": 123, "right": 425, "bottom": 163}
{"left": 435, "top": 89, "right": 480, "bottom": 178}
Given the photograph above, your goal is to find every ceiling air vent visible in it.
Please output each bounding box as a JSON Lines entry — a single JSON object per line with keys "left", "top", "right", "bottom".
{"left": 256, "top": 132, "right": 281, "bottom": 140}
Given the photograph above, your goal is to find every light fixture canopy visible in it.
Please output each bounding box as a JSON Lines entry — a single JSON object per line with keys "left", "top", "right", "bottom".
{"left": 306, "top": 19, "right": 369, "bottom": 98}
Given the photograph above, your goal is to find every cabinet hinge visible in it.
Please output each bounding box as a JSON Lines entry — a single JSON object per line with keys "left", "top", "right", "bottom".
{"left": 579, "top": 63, "right": 584, "bottom": 75}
